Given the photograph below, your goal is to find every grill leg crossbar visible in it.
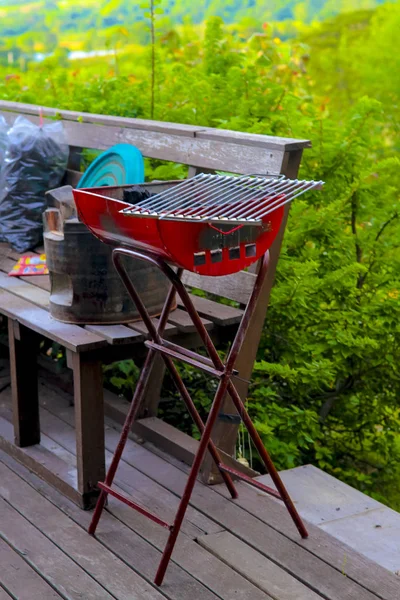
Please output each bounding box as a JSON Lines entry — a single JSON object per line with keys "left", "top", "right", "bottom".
{"left": 88, "top": 248, "right": 308, "bottom": 586}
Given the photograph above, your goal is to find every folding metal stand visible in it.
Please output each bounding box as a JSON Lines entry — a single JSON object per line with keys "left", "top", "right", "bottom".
{"left": 89, "top": 246, "right": 308, "bottom": 586}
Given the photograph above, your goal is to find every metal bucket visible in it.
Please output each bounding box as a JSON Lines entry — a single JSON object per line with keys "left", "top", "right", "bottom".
{"left": 43, "top": 187, "right": 172, "bottom": 324}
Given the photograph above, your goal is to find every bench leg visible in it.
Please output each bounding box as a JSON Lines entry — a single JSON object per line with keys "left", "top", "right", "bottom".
{"left": 8, "top": 319, "right": 40, "bottom": 448}
{"left": 71, "top": 351, "right": 105, "bottom": 509}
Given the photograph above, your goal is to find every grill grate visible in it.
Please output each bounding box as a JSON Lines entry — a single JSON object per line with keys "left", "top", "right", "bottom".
{"left": 121, "top": 173, "right": 324, "bottom": 225}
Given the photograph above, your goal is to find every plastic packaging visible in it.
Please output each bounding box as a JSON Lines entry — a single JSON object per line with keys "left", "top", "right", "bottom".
{"left": 8, "top": 253, "right": 49, "bottom": 276}
{"left": 0, "top": 116, "right": 69, "bottom": 252}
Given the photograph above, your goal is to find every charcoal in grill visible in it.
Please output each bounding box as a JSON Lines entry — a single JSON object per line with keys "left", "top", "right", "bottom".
{"left": 123, "top": 186, "right": 154, "bottom": 205}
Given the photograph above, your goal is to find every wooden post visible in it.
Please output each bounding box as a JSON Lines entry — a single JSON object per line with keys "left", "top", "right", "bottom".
{"left": 68, "top": 146, "right": 82, "bottom": 172}
{"left": 8, "top": 319, "right": 40, "bottom": 447}
{"left": 138, "top": 354, "right": 166, "bottom": 419}
{"left": 71, "top": 351, "right": 105, "bottom": 509}
{"left": 202, "top": 149, "right": 304, "bottom": 483}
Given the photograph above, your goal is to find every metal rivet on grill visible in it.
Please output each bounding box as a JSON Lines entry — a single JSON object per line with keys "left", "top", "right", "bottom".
{"left": 194, "top": 252, "right": 206, "bottom": 266}
{"left": 229, "top": 247, "right": 241, "bottom": 260}
{"left": 211, "top": 250, "right": 222, "bottom": 263}
{"left": 245, "top": 244, "right": 256, "bottom": 258}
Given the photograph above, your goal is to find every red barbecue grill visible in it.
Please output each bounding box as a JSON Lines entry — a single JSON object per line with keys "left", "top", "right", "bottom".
{"left": 72, "top": 173, "right": 323, "bottom": 586}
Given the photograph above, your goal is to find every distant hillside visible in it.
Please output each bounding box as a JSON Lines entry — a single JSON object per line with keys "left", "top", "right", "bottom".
{"left": 0, "top": 0, "right": 391, "bottom": 51}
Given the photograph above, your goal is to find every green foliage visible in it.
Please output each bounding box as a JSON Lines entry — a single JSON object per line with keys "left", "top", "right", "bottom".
{"left": 103, "top": 360, "right": 139, "bottom": 399}
{"left": 1, "top": 2, "right": 400, "bottom": 508}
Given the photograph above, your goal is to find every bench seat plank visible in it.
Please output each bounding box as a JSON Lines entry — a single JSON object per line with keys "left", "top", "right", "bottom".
{"left": 129, "top": 319, "right": 179, "bottom": 337}
{"left": 180, "top": 294, "right": 243, "bottom": 327}
{"left": 183, "top": 271, "right": 255, "bottom": 305}
{"left": 167, "top": 307, "right": 214, "bottom": 333}
{"left": 85, "top": 324, "right": 144, "bottom": 345}
{"left": 0, "top": 268, "right": 145, "bottom": 347}
{"left": 0, "top": 270, "right": 50, "bottom": 308}
{"left": 0, "top": 254, "right": 51, "bottom": 292}
{"left": 0, "top": 288, "right": 106, "bottom": 352}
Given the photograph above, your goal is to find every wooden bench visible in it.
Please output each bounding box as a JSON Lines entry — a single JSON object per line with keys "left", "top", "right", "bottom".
{"left": 0, "top": 100, "right": 311, "bottom": 508}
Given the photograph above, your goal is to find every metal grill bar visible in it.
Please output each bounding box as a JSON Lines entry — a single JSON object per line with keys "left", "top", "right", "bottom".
{"left": 121, "top": 174, "right": 323, "bottom": 224}
{"left": 183, "top": 176, "right": 284, "bottom": 219}
{"left": 199, "top": 177, "right": 299, "bottom": 220}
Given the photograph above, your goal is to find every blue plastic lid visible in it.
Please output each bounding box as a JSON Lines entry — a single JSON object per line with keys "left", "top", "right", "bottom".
{"left": 76, "top": 144, "right": 145, "bottom": 188}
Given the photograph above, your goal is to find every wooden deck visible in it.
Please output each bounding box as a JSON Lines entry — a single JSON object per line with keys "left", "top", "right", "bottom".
{"left": 1, "top": 380, "right": 399, "bottom": 599}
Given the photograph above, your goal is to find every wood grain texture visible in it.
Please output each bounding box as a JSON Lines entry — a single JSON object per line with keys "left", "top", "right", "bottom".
{"left": 0, "top": 446, "right": 271, "bottom": 600}
{"left": 0, "top": 586, "right": 13, "bottom": 600}
{"left": 257, "top": 465, "right": 382, "bottom": 526}
{"left": 97, "top": 429, "right": 383, "bottom": 600}
{"left": 0, "top": 388, "right": 392, "bottom": 600}
{"left": 182, "top": 271, "right": 255, "bottom": 305}
{"left": 0, "top": 496, "right": 116, "bottom": 600}
{"left": 167, "top": 308, "right": 214, "bottom": 333}
{"left": 85, "top": 323, "right": 144, "bottom": 345}
{"left": 0, "top": 414, "right": 81, "bottom": 505}
{"left": 0, "top": 462, "right": 166, "bottom": 600}
{"left": 178, "top": 294, "right": 243, "bottom": 326}
{"left": 0, "top": 286, "right": 106, "bottom": 352}
{"left": 198, "top": 531, "right": 323, "bottom": 600}
{"left": 0, "top": 538, "right": 62, "bottom": 600}
{"left": 8, "top": 321, "right": 40, "bottom": 447}
{"left": 0, "top": 110, "right": 285, "bottom": 174}
{"left": 0, "top": 457, "right": 221, "bottom": 600}
{"left": 212, "top": 480, "right": 400, "bottom": 600}
{"left": 129, "top": 318, "right": 179, "bottom": 337}
{"left": 71, "top": 352, "right": 105, "bottom": 504}
{"left": 36, "top": 406, "right": 215, "bottom": 539}
{"left": 29, "top": 384, "right": 217, "bottom": 537}
{"left": 0, "top": 270, "right": 50, "bottom": 308}
{"left": 195, "top": 127, "right": 311, "bottom": 150}
{"left": 0, "top": 101, "right": 310, "bottom": 149}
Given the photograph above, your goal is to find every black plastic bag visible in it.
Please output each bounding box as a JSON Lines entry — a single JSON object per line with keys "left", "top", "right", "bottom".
{"left": 0, "top": 116, "right": 69, "bottom": 252}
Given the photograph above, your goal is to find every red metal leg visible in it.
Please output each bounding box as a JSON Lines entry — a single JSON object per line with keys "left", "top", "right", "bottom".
{"left": 149, "top": 251, "right": 307, "bottom": 539}
{"left": 160, "top": 354, "right": 238, "bottom": 500}
{"left": 89, "top": 262, "right": 179, "bottom": 535}
{"left": 88, "top": 246, "right": 308, "bottom": 586}
{"left": 112, "top": 249, "right": 238, "bottom": 499}
{"left": 226, "top": 382, "right": 308, "bottom": 539}
{"left": 155, "top": 373, "right": 232, "bottom": 586}
{"left": 88, "top": 347, "right": 158, "bottom": 534}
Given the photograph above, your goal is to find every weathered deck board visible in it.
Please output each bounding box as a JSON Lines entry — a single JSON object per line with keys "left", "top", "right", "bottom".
{"left": 22, "top": 391, "right": 376, "bottom": 600}
{"left": 198, "top": 531, "right": 323, "bottom": 600}
{"left": 0, "top": 447, "right": 274, "bottom": 600}
{"left": 133, "top": 431, "right": 400, "bottom": 600}
{"left": 93, "top": 431, "right": 384, "bottom": 600}
{"left": 0, "top": 375, "right": 393, "bottom": 600}
{"left": 0, "top": 288, "right": 106, "bottom": 353}
{"left": 0, "top": 495, "right": 116, "bottom": 600}
{"left": 1, "top": 388, "right": 267, "bottom": 600}
{"left": 0, "top": 538, "right": 62, "bottom": 600}
{"left": 212, "top": 481, "right": 400, "bottom": 600}
{"left": 0, "top": 459, "right": 214, "bottom": 600}
{"left": 36, "top": 401, "right": 213, "bottom": 538}
{"left": 0, "top": 453, "right": 224, "bottom": 600}
{"left": 0, "top": 586, "right": 13, "bottom": 600}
